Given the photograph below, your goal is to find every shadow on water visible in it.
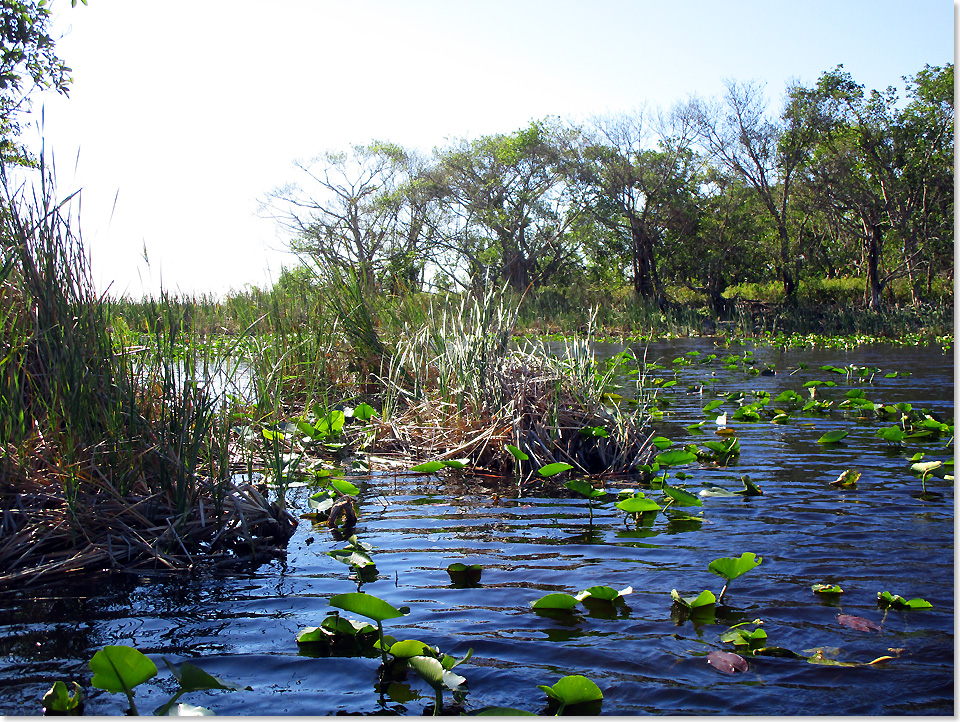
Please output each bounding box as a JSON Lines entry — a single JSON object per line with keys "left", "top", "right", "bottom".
{"left": 0, "top": 341, "right": 953, "bottom": 715}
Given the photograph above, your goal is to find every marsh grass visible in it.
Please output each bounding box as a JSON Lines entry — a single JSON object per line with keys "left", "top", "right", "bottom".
{"left": 359, "top": 286, "right": 658, "bottom": 486}
{"left": 0, "top": 167, "right": 294, "bottom": 588}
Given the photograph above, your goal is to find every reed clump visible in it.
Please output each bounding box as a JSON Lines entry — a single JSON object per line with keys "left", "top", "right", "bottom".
{"left": 0, "top": 169, "right": 295, "bottom": 589}
{"left": 355, "top": 286, "right": 658, "bottom": 487}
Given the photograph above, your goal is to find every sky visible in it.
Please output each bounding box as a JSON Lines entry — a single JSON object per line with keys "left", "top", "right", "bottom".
{"left": 19, "top": 0, "right": 956, "bottom": 298}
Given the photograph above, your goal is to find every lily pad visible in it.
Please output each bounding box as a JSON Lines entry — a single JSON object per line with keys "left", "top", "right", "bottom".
{"left": 89, "top": 645, "right": 157, "bottom": 695}
{"left": 330, "top": 593, "right": 408, "bottom": 622}
{"left": 575, "top": 585, "right": 632, "bottom": 602}
{"left": 706, "top": 650, "right": 748, "bottom": 674}
{"left": 655, "top": 449, "right": 698, "bottom": 466}
{"left": 537, "top": 674, "right": 603, "bottom": 706}
{"left": 538, "top": 462, "right": 574, "bottom": 477}
{"left": 837, "top": 614, "right": 881, "bottom": 632}
{"left": 531, "top": 593, "right": 580, "bottom": 610}
{"left": 817, "top": 430, "right": 848, "bottom": 444}
{"left": 708, "top": 552, "right": 762, "bottom": 582}
{"left": 670, "top": 588, "right": 716, "bottom": 609}
{"left": 877, "top": 591, "right": 932, "bottom": 610}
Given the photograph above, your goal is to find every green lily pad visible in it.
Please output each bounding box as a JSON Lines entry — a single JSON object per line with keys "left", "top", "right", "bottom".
{"left": 330, "top": 593, "right": 408, "bottom": 622}
{"left": 662, "top": 483, "right": 703, "bottom": 507}
{"left": 670, "top": 588, "right": 716, "bottom": 609}
{"left": 538, "top": 462, "right": 574, "bottom": 477}
{"left": 89, "top": 645, "right": 157, "bottom": 695}
{"left": 655, "top": 449, "right": 698, "bottom": 466}
{"left": 537, "top": 674, "right": 603, "bottom": 706}
{"left": 615, "top": 496, "right": 661, "bottom": 514}
{"left": 708, "top": 552, "right": 762, "bottom": 582}
{"left": 531, "top": 593, "right": 580, "bottom": 610}
{"left": 817, "top": 430, "right": 848, "bottom": 444}
{"left": 877, "top": 591, "right": 932, "bottom": 610}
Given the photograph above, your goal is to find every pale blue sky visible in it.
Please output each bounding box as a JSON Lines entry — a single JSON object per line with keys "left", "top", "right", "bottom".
{"left": 26, "top": 0, "right": 955, "bottom": 297}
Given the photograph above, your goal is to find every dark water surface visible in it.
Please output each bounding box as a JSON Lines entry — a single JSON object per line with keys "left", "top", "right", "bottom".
{"left": 0, "top": 340, "right": 953, "bottom": 715}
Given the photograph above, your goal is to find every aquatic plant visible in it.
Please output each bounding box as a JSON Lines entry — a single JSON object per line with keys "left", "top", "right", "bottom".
{"left": 78, "top": 644, "right": 248, "bottom": 715}
{"left": 330, "top": 592, "right": 410, "bottom": 667}
{"left": 537, "top": 674, "right": 603, "bottom": 715}
{"left": 41, "top": 681, "right": 83, "bottom": 715}
{"left": 0, "top": 165, "right": 295, "bottom": 587}
{"left": 564, "top": 477, "right": 605, "bottom": 521}
{"left": 447, "top": 562, "right": 483, "bottom": 586}
{"left": 720, "top": 620, "right": 768, "bottom": 650}
{"left": 709, "top": 552, "right": 763, "bottom": 604}
{"left": 876, "top": 591, "right": 932, "bottom": 610}
{"left": 408, "top": 648, "right": 473, "bottom": 715}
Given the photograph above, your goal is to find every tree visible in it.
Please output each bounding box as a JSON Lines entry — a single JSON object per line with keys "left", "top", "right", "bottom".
{"left": 0, "top": 0, "right": 83, "bottom": 165}
{"left": 689, "top": 80, "right": 820, "bottom": 302}
{"left": 664, "top": 170, "right": 767, "bottom": 313}
{"left": 431, "top": 119, "right": 588, "bottom": 293}
{"left": 796, "top": 64, "right": 954, "bottom": 308}
{"left": 582, "top": 107, "right": 700, "bottom": 301}
{"left": 262, "top": 141, "right": 438, "bottom": 294}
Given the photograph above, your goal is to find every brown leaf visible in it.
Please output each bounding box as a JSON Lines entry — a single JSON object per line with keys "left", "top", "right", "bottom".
{"left": 707, "top": 650, "right": 748, "bottom": 674}
{"left": 837, "top": 614, "right": 882, "bottom": 632}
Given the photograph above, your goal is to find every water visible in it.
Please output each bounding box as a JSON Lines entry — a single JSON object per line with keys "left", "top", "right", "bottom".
{"left": 0, "top": 340, "right": 953, "bottom": 715}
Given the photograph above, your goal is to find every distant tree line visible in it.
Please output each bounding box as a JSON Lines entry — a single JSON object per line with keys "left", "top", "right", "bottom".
{"left": 262, "top": 63, "right": 954, "bottom": 311}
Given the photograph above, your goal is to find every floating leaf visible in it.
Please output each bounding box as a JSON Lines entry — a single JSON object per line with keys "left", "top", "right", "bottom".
{"left": 330, "top": 593, "right": 408, "bottom": 622}
{"left": 662, "top": 483, "right": 703, "bottom": 507}
{"left": 719, "top": 626, "right": 767, "bottom": 647}
{"left": 877, "top": 591, "right": 932, "bottom": 610}
{"left": 575, "top": 585, "right": 632, "bottom": 602}
{"left": 811, "top": 583, "right": 844, "bottom": 594}
{"left": 699, "top": 485, "right": 737, "bottom": 498}
{"left": 831, "top": 469, "right": 860, "bottom": 487}
{"left": 42, "top": 681, "right": 82, "bottom": 714}
{"left": 538, "top": 462, "right": 574, "bottom": 477}
{"left": 89, "top": 645, "right": 157, "bottom": 695}
{"left": 837, "top": 614, "right": 881, "bottom": 632}
{"left": 817, "top": 430, "right": 848, "bottom": 444}
{"left": 537, "top": 675, "right": 603, "bottom": 706}
{"left": 411, "top": 461, "right": 446, "bottom": 473}
{"left": 708, "top": 552, "right": 762, "bottom": 582}
{"left": 735, "top": 475, "right": 763, "bottom": 496}
{"left": 409, "top": 655, "right": 466, "bottom": 691}
{"left": 615, "top": 496, "right": 661, "bottom": 514}
{"left": 329, "top": 478, "right": 360, "bottom": 496}
{"left": 670, "top": 588, "right": 716, "bottom": 609}
{"left": 531, "top": 593, "right": 580, "bottom": 610}
{"left": 703, "top": 399, "right": 724, "bottom": 413}
{"left": 447, "top": 563, "right": 482, "bottom": 585}
{"left": 386, "top": 639, "right": 435, "bottom": 659}
{"left": 911, "top": 460, "right": 943, "bottom": 475}
{"left": 565, "top": 478, "right": 605, "bottom": 498}
{"left": 706, "top": 650, "right": 748, "bottom": 674}
{"left": 655, "top": 449, "right": 698, "bottom": 466}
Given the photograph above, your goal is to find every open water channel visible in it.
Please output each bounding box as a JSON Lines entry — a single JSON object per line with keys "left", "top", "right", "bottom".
{"left": 0, "top": 339, "right": 953, "bottom": 715}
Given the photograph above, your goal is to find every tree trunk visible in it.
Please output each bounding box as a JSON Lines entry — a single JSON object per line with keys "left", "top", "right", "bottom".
{"left": 864, "top": 221, "right": 884, "bottom": 310}
{"left": 777, "top": 223, "right": 798, "bottom": 304}
{"left": 631, "top": 220, "right": 659, "bottom": 298}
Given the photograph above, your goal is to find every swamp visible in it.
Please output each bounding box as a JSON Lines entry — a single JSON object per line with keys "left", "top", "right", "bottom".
{"left": 0, "top": 181, "right": 953, "bottom": 715}
{"left": 0, "top": 16, "right": 952, "bottom": 711}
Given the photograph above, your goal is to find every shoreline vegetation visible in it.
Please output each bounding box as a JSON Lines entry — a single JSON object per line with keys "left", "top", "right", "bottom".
{"left": 0, "top": 173, "right": 953, "bottom": 589}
